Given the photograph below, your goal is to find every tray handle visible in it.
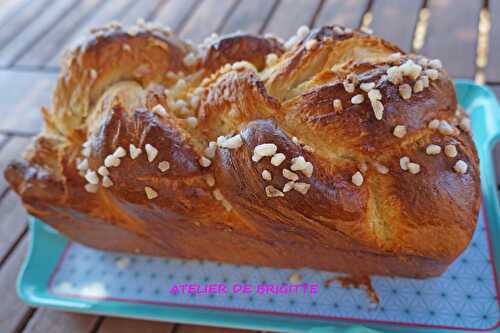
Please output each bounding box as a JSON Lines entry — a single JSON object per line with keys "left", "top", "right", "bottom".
{"left": 455, "top": 80, "right": 500, "bottom": 226}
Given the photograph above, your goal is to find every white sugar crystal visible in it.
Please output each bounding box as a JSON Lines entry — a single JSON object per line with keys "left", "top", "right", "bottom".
{"left": 104, "top": 154, "right": 120, "bottom": 168}
{"left": 219, "top": 134, "right": 243, "bottom": 149}
{"left": 293, "top": 182, "right": 311, "bottom": 194}
{"left": 371, "top": 100, "right": 384, "bottom": 120}
{"left": 428, "top": 59, "right": 442, "bottom": 70}
{"left": 158, "top": 161, "right": 170, "bottom": 172}
{"left": 271, "top": 153, "right": 286, "bottom": 166}
{"left": 438, "top": 120, "right": 454, "bottom": 136}
{"left": 302, "top": 162, "right": 313, "bottom": 177}
{"left": 144, "top": 186, "right": 159, "bottom": 200}
{"left": 185, "top": 116, "right": 198, "bottom": 128}
{"left": 283, "top": 169, "right": 299, "bottom": 181}
{"left": 360, "top": 82, "right": 375, "bottom": 92}
{"left": 145, "top": 144, "right": 159, "bottom": 162}
{"left": 254, "top": 143, "right": 277, "bottom": 157}
{"left": 407, "top": 162, "right": 421, "bottom": 174}
{"left": 453, "top": 160, "right": 468, "bottom": 174}
{"left": 129, "top": 144, "right": 142, "bottom": 160}
{"left": 204, "top": 141, "right": 217, "bottom": 158}
{"left": 85, "top": 170, "right": 99, "bottom": 185}
{"left": 84, "top": 183, "right": 98, "bottom": 193}
{"left": 102, "top": 176, "right": 113, "bottom": 188}
{"left": 113, "top": 146, "right": 127, "bottom": 158}
{"left": 425, "top": 68, "right": 439, "bottom": 80}
{"left": 283, "top": 181, "right": 295, "bottom": 193}
{"left": 400, "top": 156, "right": 410, "bottom": 170}
{"left": 97, "top": 166, "right": 109, "bottom": 177}
{"left": 428, "top": 119, "right": 440, "bottom": 129}
{"left": 368, "top": 89, "right": 382, "bottom": 101}
{"left": 444, "top": 144, "right": 458, "bottom": 158}
{"left": 290, "top": 156, "right": 307, "bottom": 171}
{"left": 199, "top": 156, "right": 212, "bottom": 167}
{"left": 393, "top": 125, "right": 407, "bottom": 138}
{"left": 425, "top": 144, "right": 441, "bottom": 155}
{"left": 351, "top": 171, "right": 364, "bottom": 186}
{"left": 152, "top": 104, "right": 167, "bottom": 116}
{"left": 265, "top": 185, "right": 284, "bottom": 198}
{"left": 77, "top": 158, "right": 89, "bottom": 171}
{"left": 262, "top": 169, "right": 272, "bottom": 181}
{"left": 351, "top": 94, "right": 365, "bottom": 104}
{"left": 399, "top": 84, "right": 412, "bottom": 100}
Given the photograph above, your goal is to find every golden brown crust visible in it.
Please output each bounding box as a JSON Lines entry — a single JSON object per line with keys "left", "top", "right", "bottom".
{"left": 4, "top": 23, "right": 480, "bottom": 278}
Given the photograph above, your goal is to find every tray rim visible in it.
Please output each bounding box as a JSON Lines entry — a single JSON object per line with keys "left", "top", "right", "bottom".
{"left": 16, "top": 80, "right": 500, "bottom": 333}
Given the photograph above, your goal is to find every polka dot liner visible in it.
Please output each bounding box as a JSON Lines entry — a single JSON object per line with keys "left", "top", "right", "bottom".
{"left": 49, "top": 208, "right": 500, "bottom": 330}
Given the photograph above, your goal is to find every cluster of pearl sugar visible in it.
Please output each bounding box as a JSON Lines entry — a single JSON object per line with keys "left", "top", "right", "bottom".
{"left": 198, "top": 133, "right": 244, "bottom": 170}
{"left": 253, "top": 142, "right": 314, "bottom": 197}
{"left": 284, "top": 25, "right": 310, "bottom": 49}
{"left": 192, "top": 133, "right": 245, "bottom": 206}
{"left": 285, "top": 25, "right": 353, "bottom": 50}
{"left": 81, "top": 146, "right": 127, "bottom": 193}
{"left": 340, "top": 72, "right": 384, "bottom": 121}
{"left": 386, "top": 55, "right": 470, "bottom": 178}
{"left": 386, "top": 53, "right": 442, "bottom": 101}
{"left": 77, "top": 141, "right": 95, "bottom": 192}
{"left": 163, "top": 84, "right": 205, "bottom": 129}
{"left": 78, "top": 138, "right": 173, "bottom": 199}
{"left": 399, "top": 156, "right": 421, "bottom": 174}
{"left": 427, "top": 118, "right": 468, "bottom": 174}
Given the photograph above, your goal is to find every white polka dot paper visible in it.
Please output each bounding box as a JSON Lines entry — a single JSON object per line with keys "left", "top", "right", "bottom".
{"left": 49, "top": 209, "right": 500, "bottom": 331}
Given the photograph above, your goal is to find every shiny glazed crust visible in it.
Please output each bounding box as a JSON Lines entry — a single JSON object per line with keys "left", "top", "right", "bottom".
{"left": 4, "top": 22, "right": 480, "bottom": 278}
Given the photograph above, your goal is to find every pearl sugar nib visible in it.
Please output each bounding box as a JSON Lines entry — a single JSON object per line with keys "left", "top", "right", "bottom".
{"left": 145, "top": 144, "right": 158, "bottom": 162}
{"left": 144, "top": 186, "right": 159, "bottom": 200}
{"left": 129, "top": 144, "right": 142, "bottom": 159}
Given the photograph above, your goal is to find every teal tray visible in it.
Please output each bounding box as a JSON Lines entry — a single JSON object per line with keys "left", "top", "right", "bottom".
{"left": 17, "top": 81, "right": 500, "bottom": 333}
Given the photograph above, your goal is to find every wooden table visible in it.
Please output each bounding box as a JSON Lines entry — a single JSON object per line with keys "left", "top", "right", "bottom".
{"left": 0, "top": 0, "right": 499, "bottom": 332}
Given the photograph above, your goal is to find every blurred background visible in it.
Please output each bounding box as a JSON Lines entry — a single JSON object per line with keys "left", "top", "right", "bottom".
{"left": 0, "top": 0, "right": 498, "bottom": 332}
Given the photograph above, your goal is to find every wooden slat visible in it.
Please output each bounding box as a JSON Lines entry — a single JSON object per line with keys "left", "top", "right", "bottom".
{"left": 179, "top": 0, "right": 238, "bottom": 42}
{"left": 421, "top": 0, "right": 481, "bottom": 79}
{"left": 0, "top": 137, "right": 32, "bottom": 193}
{"left": 0, "top": 236, "right": 32, "bottom": 333}
{"left": 265, "top": 0, "right": 322, "bottom": 38}
{"left": 0, "top": 0, "right": 53, "bottom": 47}
{"left": 23, "top": 309, "right": 99, "bottom": 333}
{"left": 119, "top": 0, "right": 165, "bottom": 26}
{"left": 97, "top": 317, "right": 174, "bottom": 333}
{"left": 0, "top": 0, "right": 27, "bottom": 27}
{"left": 370, "top": 0, "right": 422, "bottom": 52}
{"left": 0, "top": 0, "right": 51, "bottom": 50}
{"left": 221, "top": 0, "right": 278, "bottom": 34}
{"left": 0, "top": 0, "right": 79, "bottom": 67}
{"left": 175, "top": 324, "right": 255, "bottom": 333}
{"left": 15, "top": 0, "right": 104, "bottom": 67}
{"left": 315, "top": 0, "right": 368, "bottom": 29}
{"left": 0, "top": 71, "right": 57, "bottom": 134}
{"left": 487, "top": 0, "right": 500, "bottom": 82}
{"left": 153, "top": 0, "right": 199, "bottom": 32}
{"left": 47, "top": 0, "right": 135, "bottom": 68}
{"left": 0, "top": 191, "right": 28, "bottom": 263}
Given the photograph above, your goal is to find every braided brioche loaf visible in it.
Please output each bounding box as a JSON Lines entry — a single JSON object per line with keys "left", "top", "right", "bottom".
{"left": 5, "top": 22, "right": 479, "bottom": 278}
